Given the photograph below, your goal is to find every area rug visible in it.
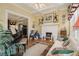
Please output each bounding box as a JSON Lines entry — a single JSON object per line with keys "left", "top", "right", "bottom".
{"left": 23, "top": 43, "right": 48, "bottom": 56}
{"left": 32, "top": 42, "right": 48, "bottom": 45}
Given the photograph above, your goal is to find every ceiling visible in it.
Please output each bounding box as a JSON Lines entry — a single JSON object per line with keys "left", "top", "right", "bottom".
{"left": 16, "top": 3, "right": 69, "bottom": 14}
{"left": 8, "top": 13, "right": 28, "bottom": 24}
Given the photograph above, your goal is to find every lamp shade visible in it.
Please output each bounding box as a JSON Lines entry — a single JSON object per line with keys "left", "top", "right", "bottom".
{"left": 73, "top": 16, "right": 79, "bottom": 29}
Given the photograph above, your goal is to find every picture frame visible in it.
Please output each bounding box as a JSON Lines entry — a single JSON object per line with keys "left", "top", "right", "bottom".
{"left": 62, "top": 15, "right": 66, "bottom": 23}
{"left": 53, "top": 13, "right": 58, "bottom": 23}
{"left": 39, "top": 13, "right": 59, "bottom": 24}
{"left": 44, "top": 14, "right": 53, "bottom": 23}
{"left": 39, "top": 17, "right": 44, "bottom": 24}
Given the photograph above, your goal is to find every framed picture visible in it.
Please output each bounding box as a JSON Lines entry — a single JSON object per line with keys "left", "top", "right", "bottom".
{"left": 62, "top": 15, "right": 66, "bottom": 23}
{"left": 44, "top": 14, "right": 53, "bottom": 23}
{"left": 53, "top": 14, "right": 58, "bottom": 23}
{"left": 39, "top": 17, "right": 44, "bottom": 24}
{"left": 39, "top": 13, "right": 59, "bottom": 24}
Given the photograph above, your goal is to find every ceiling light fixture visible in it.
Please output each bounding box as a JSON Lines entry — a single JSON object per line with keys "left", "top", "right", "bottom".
{"left": 33, "top": 3, "right": 46, "bottom": 10}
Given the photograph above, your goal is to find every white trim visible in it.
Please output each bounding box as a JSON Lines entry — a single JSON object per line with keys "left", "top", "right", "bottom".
{"left": 5, "top": 9, "right": 31, "bottom": 40}
{"left": 6, "top": 9, "right": 30, "bottom": 19}
{"left": 5, "top": 9, "right": 8, "bottom": 30}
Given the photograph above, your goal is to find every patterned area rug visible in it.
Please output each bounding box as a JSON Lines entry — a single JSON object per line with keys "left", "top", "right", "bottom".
{"left": 23, "top": 43, "right": 48, "bottom": 56}
{"left": 32, "top": 42, "right": 48, "bottom": 45}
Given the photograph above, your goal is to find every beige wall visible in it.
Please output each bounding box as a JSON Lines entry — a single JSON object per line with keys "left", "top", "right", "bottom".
{"left": 0, "top": 3, "right": 37, "bottom": 38}
{"left": 33, "top": 7, "right": 69, "bottom": 35}
{"left": 0, "top": 3, "right": 69, "bottom": 36}
{"left": 0, "top": 3, "right": 35, "bottom": 30}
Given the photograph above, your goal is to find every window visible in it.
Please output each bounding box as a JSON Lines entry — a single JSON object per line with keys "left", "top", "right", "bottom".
{"left": 75, "top": 30, "right": 77, "bottom": 39}
{"left": 74, "top": 29, "right": 79, "bottom": 41}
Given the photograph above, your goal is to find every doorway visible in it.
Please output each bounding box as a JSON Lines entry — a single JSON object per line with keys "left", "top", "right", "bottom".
{"left": 6, "top": 10, "right": 29, "bottom": 46}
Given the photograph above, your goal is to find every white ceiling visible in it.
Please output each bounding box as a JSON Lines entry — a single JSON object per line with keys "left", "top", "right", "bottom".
{"left": 8, "top": 13, "right": 28, "bottom": 25}
{"left": 16, "top": 3, "right": 69, "bottom": 14}
{"left": 8, "top": 13, "right": 28, "bottom": 22}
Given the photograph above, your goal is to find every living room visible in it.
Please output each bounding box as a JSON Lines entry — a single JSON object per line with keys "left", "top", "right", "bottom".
{"left": 0, "top": 3, "right": 79, "bottom": 56}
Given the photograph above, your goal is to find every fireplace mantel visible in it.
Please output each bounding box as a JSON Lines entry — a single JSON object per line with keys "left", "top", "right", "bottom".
{"left": 42, "top": 23, "right": 59, "bottom": 26}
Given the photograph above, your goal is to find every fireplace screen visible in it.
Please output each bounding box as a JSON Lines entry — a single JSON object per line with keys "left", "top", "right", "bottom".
{"left": 46, "top": 32, "right": 52, "bottom": 40}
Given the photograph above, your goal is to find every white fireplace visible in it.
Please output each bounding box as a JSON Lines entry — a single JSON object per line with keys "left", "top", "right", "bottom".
{"left": 41, "top": 23, "right": 59, "bottom": 40}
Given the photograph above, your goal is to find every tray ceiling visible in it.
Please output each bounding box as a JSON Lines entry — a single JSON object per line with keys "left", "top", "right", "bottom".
{"left": 15, "top": 3, "right": 69, "bottom": 14}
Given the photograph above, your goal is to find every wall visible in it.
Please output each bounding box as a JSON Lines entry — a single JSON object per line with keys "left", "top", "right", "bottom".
{"left": 0, "top": 3, "right": 70, "bottom": 39}
{"left": 33, "top": 6, "right": 69, "bottom": 36}
{"left": 0, "top": 3, "right": 35, "bottom": 37}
